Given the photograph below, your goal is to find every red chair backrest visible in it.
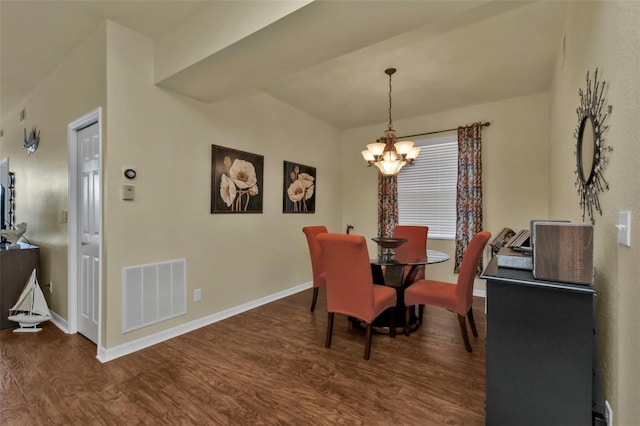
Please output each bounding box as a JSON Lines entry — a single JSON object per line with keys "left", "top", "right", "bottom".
{"left": 302, "top": 226, "right": 328, "bottom": 287}
{"left": 456, "top": 231, "right": 492, "bottom": 308}
{"left": 317, "top": 233, "right": 376, "bottom": 321}
{"left": 394, "top": 225, "right": 428, "bottom": 281}
{"left": 393, "top": 225, "right": 428, "bottom": 261}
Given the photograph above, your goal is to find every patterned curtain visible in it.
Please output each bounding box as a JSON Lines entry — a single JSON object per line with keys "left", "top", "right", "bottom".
{"left": 455, "top": 122, "right": 484, "bottom": 273}
{"left": 378, "top": 174, "right": 398, "bottom": 255}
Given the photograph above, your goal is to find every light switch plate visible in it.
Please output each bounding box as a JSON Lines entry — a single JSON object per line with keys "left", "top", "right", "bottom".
{"left": 617, "top": 211, "right": 631, "bottom": 246}
{"left": 122, "top": 184, "right": 135, "bottom": 201}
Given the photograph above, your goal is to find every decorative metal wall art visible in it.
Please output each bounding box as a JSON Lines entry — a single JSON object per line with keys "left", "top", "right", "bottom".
{"left": 8, "top": 172, "right": 15, "bottom": 229}
{"left": 22, "top": 127, "right": 40, "bottom": 154}
{"left": 574, "top": 69, "right": 612, "bottom": 224}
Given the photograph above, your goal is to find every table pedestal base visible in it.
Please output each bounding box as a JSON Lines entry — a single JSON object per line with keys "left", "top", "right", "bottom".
{"left": 351, "top": 305, "right": 422, "bottom": 335}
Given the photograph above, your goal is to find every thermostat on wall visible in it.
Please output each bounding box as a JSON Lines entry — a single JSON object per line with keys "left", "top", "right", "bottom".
{"left": 124, "top": 168, "right": 137, "bottom": 179}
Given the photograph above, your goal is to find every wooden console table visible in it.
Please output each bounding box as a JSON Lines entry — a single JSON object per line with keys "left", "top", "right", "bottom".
{"left": 0, "top": 242, "right": 40, "bottom": 329}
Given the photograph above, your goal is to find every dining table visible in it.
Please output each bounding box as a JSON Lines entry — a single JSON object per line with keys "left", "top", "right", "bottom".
{"left": 368, "top": 249, "right": 450, "bottom": 335}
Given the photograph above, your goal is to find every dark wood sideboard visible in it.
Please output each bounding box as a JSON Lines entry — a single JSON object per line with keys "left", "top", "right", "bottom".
{"left": 481, "top": 256, "right": 602, "bottom": 426}
{"left": 0, "top": 243, "right": 40, "bottom": 329}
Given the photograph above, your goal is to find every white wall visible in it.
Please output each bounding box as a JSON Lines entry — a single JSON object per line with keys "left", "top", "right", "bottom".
{"left": 154, "top": 1, "right": 311, "bottom": 82}
{"left": 0, "top": 23, "right": 107, "bottom": 318}
{"left": 103, "top": 22, "right": 342, "bottom": 347}
{"left": 548, "top": 2, "right": 640, "bottom": 424}
{"left": 341, "top": 92, "right": 551, "bottom": 289}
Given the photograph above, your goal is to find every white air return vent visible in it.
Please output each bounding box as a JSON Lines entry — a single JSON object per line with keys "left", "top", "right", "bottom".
{"left": 122, "top": 259, "right": 186, "bottom": 333}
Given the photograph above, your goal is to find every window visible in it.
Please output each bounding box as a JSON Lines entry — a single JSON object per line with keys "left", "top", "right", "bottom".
{"left": 397, "top": 135, "right": 457, "bottom": 239}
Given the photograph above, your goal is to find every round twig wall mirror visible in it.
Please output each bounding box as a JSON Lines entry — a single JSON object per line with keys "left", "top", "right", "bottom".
{"left": 574, "top": 68, "right": 612, "bottom": 224}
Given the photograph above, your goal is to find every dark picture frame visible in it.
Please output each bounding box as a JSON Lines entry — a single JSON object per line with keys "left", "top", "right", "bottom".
{"left": 211, "top": 145, "right": 264, "bottom": 213}
{"left": 283, "top": 161, "right": 316, "bottom": 213}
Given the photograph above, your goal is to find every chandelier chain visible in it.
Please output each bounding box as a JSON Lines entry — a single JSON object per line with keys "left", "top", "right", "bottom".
{"left": 388, "top": 72, "right": 393, "bottom": 130}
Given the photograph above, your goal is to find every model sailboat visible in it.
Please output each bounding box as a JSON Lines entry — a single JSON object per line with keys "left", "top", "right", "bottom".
{"left": 8, "top": 269, "right": 51, "bottom": 332}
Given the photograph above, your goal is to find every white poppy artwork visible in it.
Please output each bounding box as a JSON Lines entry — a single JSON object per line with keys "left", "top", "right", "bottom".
{"left": 211, "top": 145, "right": 264, "bottom": 213}
{"left": 283, "top": 161, "right": 316, "bottom": 213}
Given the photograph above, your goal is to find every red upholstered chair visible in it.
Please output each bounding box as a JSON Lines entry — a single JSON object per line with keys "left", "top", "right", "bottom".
{"left": 393, "top": 225, "right": 429, "bottom": 283}
{"left": 302, "top": 226, "right": 328, "bottom": 312}
{"left": 318, "top": 233, "right": 397, "bottom": 360}
{"left": 403, "top": 231, "right": 491, "bottom": 352}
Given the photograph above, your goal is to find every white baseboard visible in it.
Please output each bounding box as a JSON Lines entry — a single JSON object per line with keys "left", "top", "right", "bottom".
{"left": 49, "top": 310, "right": 70, "bottom": 333}
{"left": 473, "top": 288, "right": 486, "bottom": 298}
{"left": 97, "top": 282, "right": 312, "bottom": 363}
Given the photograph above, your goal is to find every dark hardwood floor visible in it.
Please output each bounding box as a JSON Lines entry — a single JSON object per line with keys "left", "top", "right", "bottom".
{"left": 0, "top": 289, "right": 486, "bottom": 425}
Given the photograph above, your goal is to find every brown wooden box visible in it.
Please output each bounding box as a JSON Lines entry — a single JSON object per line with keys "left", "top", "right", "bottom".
{"left": 532, "top": 222, "right": 594, "bottom": 285}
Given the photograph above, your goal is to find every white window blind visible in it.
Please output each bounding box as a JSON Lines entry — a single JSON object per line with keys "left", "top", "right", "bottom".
{"left": 398, "top": 136, "right": 458, "bottom": 239}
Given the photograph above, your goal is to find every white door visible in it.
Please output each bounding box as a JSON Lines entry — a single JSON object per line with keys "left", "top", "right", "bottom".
{"left": 77, "top": 122, "right": 100, "bottom": 343}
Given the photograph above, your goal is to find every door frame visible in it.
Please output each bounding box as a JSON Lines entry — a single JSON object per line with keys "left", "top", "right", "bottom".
{"left": 67, "top": 107, "right": 103, "bottom": 356}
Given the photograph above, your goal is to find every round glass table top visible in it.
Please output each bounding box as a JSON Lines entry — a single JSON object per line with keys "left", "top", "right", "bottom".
{"left": 371, "top": 249, "right": 450, "bottom": 266}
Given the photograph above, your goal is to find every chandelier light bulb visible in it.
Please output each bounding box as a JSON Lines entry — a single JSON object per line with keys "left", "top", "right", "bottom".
{"left": 394, "top": 141, "right": 414, "bottom": 155}
{"left": 366, "top": 142, "right": 386, "bottom": 156}
{"left": 406, "top": 146, "right": 420, "bottom": 160}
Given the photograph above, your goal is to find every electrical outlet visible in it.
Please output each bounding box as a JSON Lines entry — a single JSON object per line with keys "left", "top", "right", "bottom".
{"left": 605, "top": 400, "right": 613, "bottom": 426}
{"left": 194, "top": 288, "right": 201, "bottom": 302}
{"left": 58, "top": 210, "right": 68, "bottom": 224}
{"left": 49, "top": 281, "right": 53, "bottom": 294}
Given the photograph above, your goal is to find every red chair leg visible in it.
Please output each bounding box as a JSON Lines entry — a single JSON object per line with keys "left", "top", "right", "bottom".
{"left": 364, "top": 323, "right": 372, "bottom": 360}
{"left": 325, "top": 312, "right": 334, "bottom": 348}
{"left": 457, "top": 314, "right": 472, "bottom": 352}
{"left": 467, "top": 307, "right": 478, "bottom": 337}
{"left": 310, "top": 287, "right": 319, "bottom": 312}
{"left": 418, "top": 305, "right": 424, "bottom": 323}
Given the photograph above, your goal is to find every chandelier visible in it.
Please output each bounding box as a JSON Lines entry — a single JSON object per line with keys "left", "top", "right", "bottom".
{"left": 361, "top": 68, "right": 419, "bottom": 176}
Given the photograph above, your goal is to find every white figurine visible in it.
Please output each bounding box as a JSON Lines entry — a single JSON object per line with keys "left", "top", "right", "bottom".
{"left": 1, "top": 222, "right": 27, "bottom": 247}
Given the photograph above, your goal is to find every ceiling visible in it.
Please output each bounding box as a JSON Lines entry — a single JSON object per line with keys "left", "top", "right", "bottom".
{"left": 0, "top": 0, "right": 567, "bottom": 130}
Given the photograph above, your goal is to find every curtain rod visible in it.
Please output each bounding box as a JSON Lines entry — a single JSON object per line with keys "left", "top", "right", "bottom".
{"left": 397, "top": 121, "right": 491, "bottom": 139}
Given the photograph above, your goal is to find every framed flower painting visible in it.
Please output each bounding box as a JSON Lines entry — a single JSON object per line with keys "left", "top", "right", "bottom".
{"left": 211, "top": 145, "right": 264, "bottom": 213}
{"left": 283, "top": 161, "right": 316, "bottom": 213}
